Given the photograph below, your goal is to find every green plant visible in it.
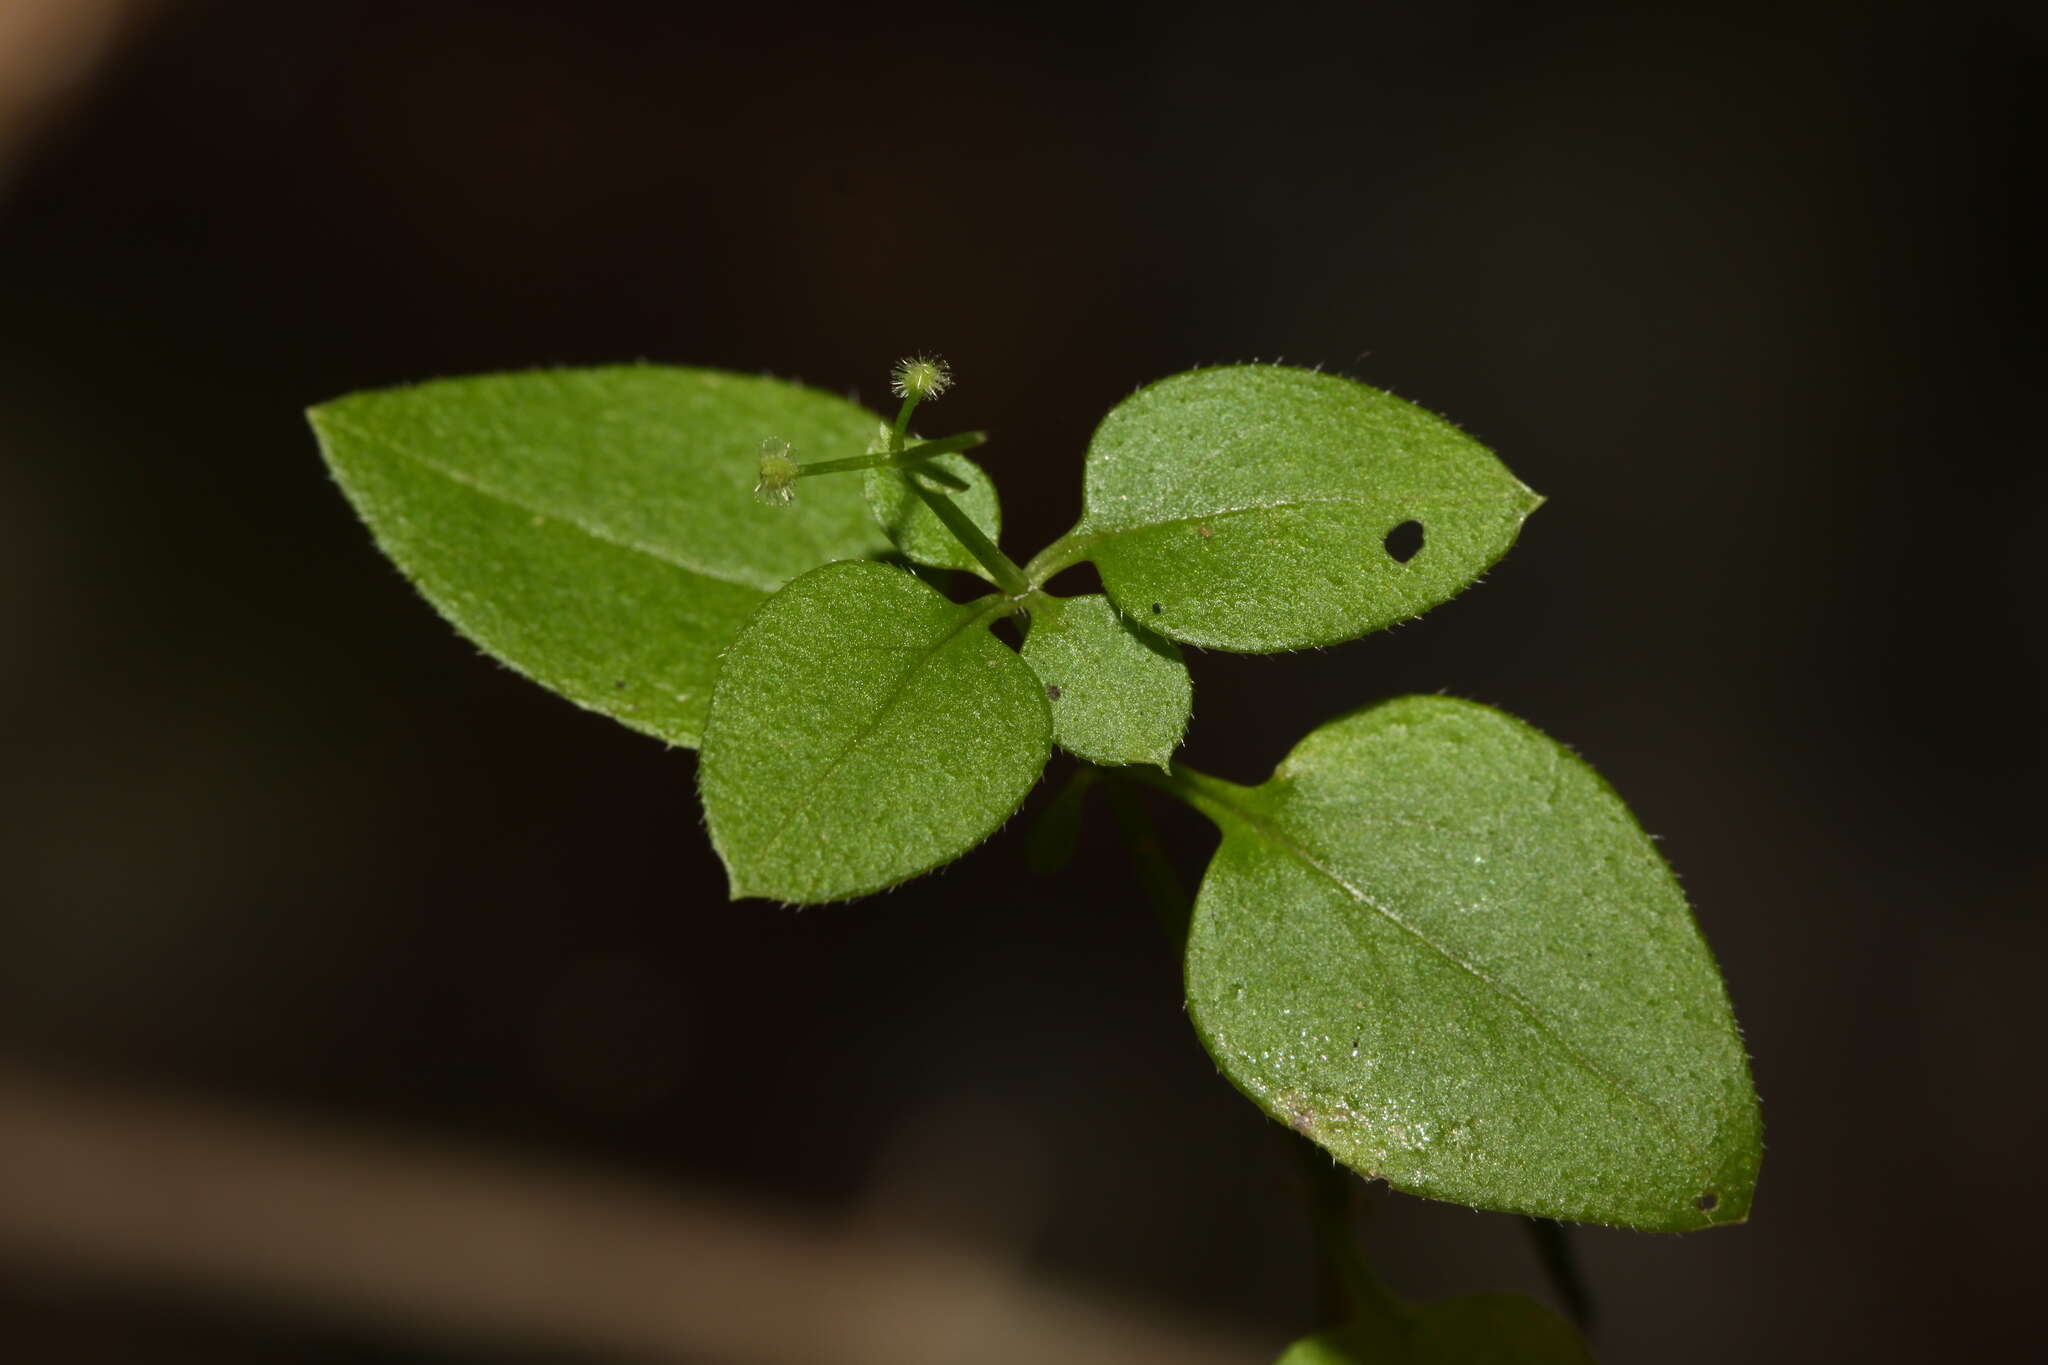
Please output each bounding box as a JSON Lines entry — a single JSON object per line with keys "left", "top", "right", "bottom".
{"left": 310, "top": 357, "right": 1760, "bottom": 1361}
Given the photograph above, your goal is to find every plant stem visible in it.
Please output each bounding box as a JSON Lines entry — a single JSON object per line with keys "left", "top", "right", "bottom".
{"left": 795, "top": 431, "right": 985, "bottom": 478}
{"left": 1523, "top": 1216, "right": 1596, "bottom": 1332}
{"left": 1101, "top": 777, "right": 1192, "bottom": 950}
{"left": 1099, "top": 764, "right": 1411, "bottom": 1340}
{"left": 891, "top": 394, "right": 920, "bottom": 443}
{"left": 1296, "top": 1139, "right": 1406, "bottom": 1333}
{"left": 906, "top": 478, "right": 1032, "bottom": 597}
{"left": 1024, "top": 764, "right": 1096, "bottom": 877}
{"left": 1112, "top": 760, "right": 1252, "bottom": 832}
{"left": 1022, "top": 526, "right": 1106, "bottom": 588}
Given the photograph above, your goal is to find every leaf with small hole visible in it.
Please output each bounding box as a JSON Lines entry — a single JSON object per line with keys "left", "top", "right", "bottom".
{"left": 309, "top": 353, "right": 1759, "bottom": 1346}
{"left": 1072, "top": 366, "right": 1541, "bottom": 652}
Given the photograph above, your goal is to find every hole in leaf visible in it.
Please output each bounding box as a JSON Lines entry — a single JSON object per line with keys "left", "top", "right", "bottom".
{"left": 1384, "top": 520, "right": 1424, "bottom": 563}
{"left": 1695, "top": 1192, "right": 1718, "bottom": 1211}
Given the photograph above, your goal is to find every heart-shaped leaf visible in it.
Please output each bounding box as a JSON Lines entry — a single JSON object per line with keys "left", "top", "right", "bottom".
{"left": 1020, "top": 594, "right": 1190, "bottom": 768}
{"left": 1074, "top": 366, "right": 1540, "bottom": 652}
{"left": 864, "top": 452, "right": 1004, "bottom": 579}
{"left": 310, "top": 366, "right": 890, "bottom": 747}
{"left": 1180, "top": 696, "right": 1761, "bottom": 1230}
{"left": 699, "top": 561, "right": 1051, "bottom": 903}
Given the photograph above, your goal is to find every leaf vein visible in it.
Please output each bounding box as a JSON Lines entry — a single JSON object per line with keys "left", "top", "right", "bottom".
{"left": 753, "top": 594, "right": 1008, "bottom": 866}
{"left": 1200, "top": 786, "right": 1697, "bottom": 1154}
{"left": 322, "top": 415, "right": 781, "bottom": 592}
{"left": 1083, "top": 492, "right": 1526, "bottom": 538}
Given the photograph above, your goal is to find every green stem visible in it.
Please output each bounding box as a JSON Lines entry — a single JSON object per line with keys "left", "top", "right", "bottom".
{"left": 1296, "top": 1140, "right": 1406, "bottom": 1332}
{"left": 1114, "top": 760, "right": 1253, "bottom": 832}
{"left": 1524, "top": 1217, "right": 1596, "bottom": 1331}
{"left": 1100, "top": 777, "right": 1192, "bottom": 950}
{"left": 1099, "top": 764, "right": 1412, "bottom": 1335}
{"left": 891, "top": 394, "right": 921, "bottom": 443}
{"left": 1094, "top": 759, "right": 1259, "bottom": 942}
{"left": 907, "top": 478, "right": 1031, "bottom": 596}
{"left": 795, "top": 431, "right": 985, "bottom": 478}
{"left": 1024, "top": 764, "right": 1096, "bottom": 877}
{"left": 1022, "top": 525, "right": 1105, "bottom": 587}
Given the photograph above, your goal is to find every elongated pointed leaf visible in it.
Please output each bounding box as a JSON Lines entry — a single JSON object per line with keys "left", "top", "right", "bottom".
{"left": 864, "top": 452, "right": 1003, "bottom": 579}
{"left": 1075, "top": 366, "right": 1540, "bottom": 652}
{"left": 1181, "top": 696, "right": 1760, "bottom": 1230}
{"left": 310, "top": 366, "right": 890, "bottom": 747}
{"left": 700, "top": 561, "right": 1050, "bottom": 903}
{"left": 1020, "top": 594, "right": 1190, "bottom": 768}
{"left": 1275, "top": 1294, "right": 1592, "bottom": 1364}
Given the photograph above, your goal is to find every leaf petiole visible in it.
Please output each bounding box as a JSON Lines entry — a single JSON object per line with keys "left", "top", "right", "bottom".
{"left": 1110, "top": 759, "right": 1251, "bottom": 832}
{"left": 1022, "top": 526, "right": 1106, "bottom": 588}
{"left": 1100, "top": 776, "right": 1192, "bottom": 948}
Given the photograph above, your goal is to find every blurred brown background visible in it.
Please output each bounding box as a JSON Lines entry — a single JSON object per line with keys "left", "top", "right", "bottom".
{"left": 0, "top": 0, "right": 2040, "bottom": 1360}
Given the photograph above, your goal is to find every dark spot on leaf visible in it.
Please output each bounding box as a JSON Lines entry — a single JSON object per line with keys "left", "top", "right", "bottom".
{"left": 1151, "top": 602, "right": 1163, "bottom": 613}
{"left": 1384, "top": 519, "right": 1424, "bottom": 563}
{"left": 1695, "top": 1192, "right": 1718, "bottom": 1211}
{"left": 613, "top": 680, "right": 628, "bottom": 689}
{"left": 1045, "top": 684, "right": 1062, "bottom": 700}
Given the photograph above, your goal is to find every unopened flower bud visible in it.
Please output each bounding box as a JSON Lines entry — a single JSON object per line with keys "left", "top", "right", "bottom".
{"left": 891, "top": 355, "right": 952, "bottom": 403}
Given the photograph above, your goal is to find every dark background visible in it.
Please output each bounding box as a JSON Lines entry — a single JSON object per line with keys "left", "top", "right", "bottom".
{"left": 1, "top": 0, "right": 2040, "bottom": 1360}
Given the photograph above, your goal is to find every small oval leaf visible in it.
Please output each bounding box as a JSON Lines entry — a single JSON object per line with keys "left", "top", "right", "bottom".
{"left": 1020, "top": 594, "right": 1190, "bottom": 768}
{"left": 1181, "top": 696, "right": 1761, "bottom": 1230}
{"left": 699, "top": 561, "right": 1051, "bottom": 903}
{"left": 1077, "top": 366, "right": 1540, "bottom": 652}
{"left": 309, "top": 366, "right": 891, "bottom": 748}
{"left": 864, "top": 452, "right": 1004, "bottom": 578}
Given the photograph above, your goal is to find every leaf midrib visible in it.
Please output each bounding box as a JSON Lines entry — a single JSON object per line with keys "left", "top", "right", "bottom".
{"left": 749, "top": 593, "right": 1015, "bottom": 878}
{"left": 1191, "top": 780, "right": 1699, "bottom": 1158}
{"left": 1080, "top": 491, "right": 1532, "bottom": 539}
{"left": 321, "top": 413, "right": 786, "bottom": 592}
